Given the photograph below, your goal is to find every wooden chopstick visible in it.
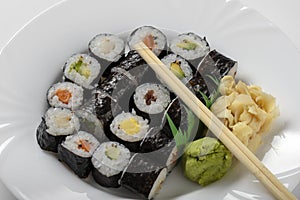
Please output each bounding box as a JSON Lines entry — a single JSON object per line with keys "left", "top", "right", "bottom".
{"left": 133, "top": 42, "right": 297, "bottom": 200}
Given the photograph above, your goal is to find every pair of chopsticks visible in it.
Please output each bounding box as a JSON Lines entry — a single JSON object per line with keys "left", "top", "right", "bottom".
{"left": 133, "top": 42, "right": 296, "bottom": 200}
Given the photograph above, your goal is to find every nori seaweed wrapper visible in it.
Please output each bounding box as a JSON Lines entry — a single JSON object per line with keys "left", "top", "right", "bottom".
{"left": 189, "top": 50, "right": 238, "bottom": 104}
{"left": 197, "top": 50, "right": 237, "bottom": 79}
{"left": 139, "top": 127, "right": 171, "bottom": 153}
{"left": 92, "top": 167, "right": 122, "bottom": 188}
{"left": 36, "top": 118, "right": 66, "bottom": 153}
{"left": 120, "top": 153, "right": 167, "bottom": 199}
{"left": 57, "top": 144, "right": 92, "bottom": 178}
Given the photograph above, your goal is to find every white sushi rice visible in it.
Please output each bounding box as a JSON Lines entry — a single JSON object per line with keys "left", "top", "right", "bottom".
{"left": 64, "top": 53, "right": 101, "bottom": 89}
{"left": 75, "top": 110, "right": 105, "bottom": 142}
{"left": 92, "top": 141, "right": 130, "bottom": 177}
{"left": 45, "top": 107, "right": 80, "bottom": 136}
{"left": 47, "top": 82, "right": 83, "bottom": 110}
{"left": 89, "top": 34, "right": 125, "bottom": 62}
{"left": 134, "top": 83, "right": 171, "bottom": 114}
{"left": 61, "top": 131, "right": 100, "bottom": 158}
{"left": 148, "top": 168, "right": 167, "bottom": 200}
{"left": 160, "top": 54, "right": 193, "bottom": 83}
{"left": 128, "top": 26, "right": 166, "bottom": 56}
{"left": 110, "top": 111, "right": 149, "bottom": 142}
{"left": 170, "top": 33, "right": 210, "bottom": 60}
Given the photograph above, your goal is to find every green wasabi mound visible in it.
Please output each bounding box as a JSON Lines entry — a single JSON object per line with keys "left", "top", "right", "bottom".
{"left": 182, "top": 137, "right": 232, "bottom": 186}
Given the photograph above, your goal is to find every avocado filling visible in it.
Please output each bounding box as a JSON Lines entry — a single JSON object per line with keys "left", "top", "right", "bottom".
{"left": 176, "top": 39, "right": 198, "bottom": 50}
{"left": 170, "top": 60, "right": 185, "bottom": 79}
{"left": 119, "top": 117, "right": 141, "bottom": 135}
{"left": 69, "top": 57, "right": 91, "bottom": 79}
{"left": 105, "top": 144, "right": 121, "bottom": 160}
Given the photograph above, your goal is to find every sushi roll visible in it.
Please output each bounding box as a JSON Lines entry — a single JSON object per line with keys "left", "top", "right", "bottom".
{"left": 189, "top": 50, "right": 238, "bottom": 106}
{"left": 63, "top": 53, "right": 101, "bottom": 89}
{"left": 58, "top": 131, "right": 100, "bottom": 178}
{"left": 109, "top": 110, "right": 149, "bottom": 152}
{"left": 120, "top": 153, "right": 168, "bottom": 200}
{"left": 36, "top": 108, "right": 80, "bottom": 152}
{"left": 89, "top": 33, "right": 125, "bottom": 63}
{"left": 170, "top": 32, "right": 210, "bottom": 68}
{"left": 88, "top": 33, "right": 125, "bottom": 77}
{"left": 160, "top": 54, "right": 193, "bottom": 84}
{"left": 133, "top": 83, "right": 171, "bottom": 115}
{"left": 128, "top": 26, "right": 167, "bottom": 57}
{"left": 91, "top": 141, "right": 131, "bottom": 188}
{"left": 131, "top": 82, "right": 177, "bottom": 130}
{"left": 75, "top": 110, "right": 105, "bottom": 142}
{"left": 47, "top": 82, "right": 84, "bottom": 110}
{"left": 36, "top": 107, "right": 80, "bottom": 152}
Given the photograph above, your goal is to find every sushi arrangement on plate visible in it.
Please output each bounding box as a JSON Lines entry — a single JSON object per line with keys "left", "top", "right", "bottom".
{"left": 36, "top": 25, "right": 247, "bottom": 199}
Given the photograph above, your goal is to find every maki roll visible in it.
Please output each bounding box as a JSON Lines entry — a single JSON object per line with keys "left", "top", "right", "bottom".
{"left": 108, "top": 110, "right": 149, "bottom": 152}
{"left": 128, "top": 26, "right": 167, "bottom": 57}
{"left": 120, "top": 153, "right": 168, "bottom": 200}
{"left": 91, "top": 141, "right": 131, "bottom": 188}
{"left": 189, "top": 50, "right": 238, "bottom": 105}
{"left": 160, "top": 54, "right": 193, "bottom": 84}
{"left": 88, "top": 33, "right": 125, "bottom": 76}
{"left": 58, "top": 131, "right": 100, "bottom": 178}
{"left": 89, "top": 33, "right": 125, "bottom": 63}
{"left": 63, "top": 53, "right": 101, "bottom": 89}
{"left": 47, "top": 82, "right": 84, "bottom": 110}
{"left": 36, "top": 107, "right": 80, "bottom": 152}
{"left": 133, "top": 83, "right": 171, "bottom": 115}
{"left": 170, "top": 32, "right": 210, "bottom": 68}
{"left": 75, "top": 110, "right": 105, "bottom": 142}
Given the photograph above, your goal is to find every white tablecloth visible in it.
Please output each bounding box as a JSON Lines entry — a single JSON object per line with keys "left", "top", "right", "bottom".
{"left": 0, "top": 0, "right": 300, "bottom": 199}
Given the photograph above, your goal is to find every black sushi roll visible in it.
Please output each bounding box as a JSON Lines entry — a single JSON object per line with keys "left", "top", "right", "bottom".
{"left": 189, "top": 49, "right": 238, "bottom": 106}
{"left": 108, "top": 110, "right": 149, "bottom": 152}
{"left": 95, "top": 51, "right": 150, "bottom": 126}
{"left": 63, "top": 53, "right": 101, "bottom": 89}
{"left": 88, "top": 33, "right": 125, "bottom": 77}
{"left": 197, "top": 49, "right": 238, "bottom": 83}
{"left": 91, "top": 141, "right": 131, "bottom": 188}
{"left": 120, "top": 153, "right": 168, "bottom": 200}
{"left": 58, "top": 131, "right": 100, "bottom": 178}
{"left": 36, "top": 107, "right": 80, "bottom": 152}
{"left": 128, "top": 26, "right": 168, "bottom": 58}
{"left": 144, "top": 140, "right": 182, "bottom": 173}
{"left": 169, "top": 32, "right": 210, "bottom": 69}
{"left": 47, "top": 82, "right": 84, "bottom": 110}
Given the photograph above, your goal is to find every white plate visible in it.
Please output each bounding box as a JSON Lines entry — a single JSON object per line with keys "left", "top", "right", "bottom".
{"left": 0, "top": 0, "right": 300, "bottom": 199}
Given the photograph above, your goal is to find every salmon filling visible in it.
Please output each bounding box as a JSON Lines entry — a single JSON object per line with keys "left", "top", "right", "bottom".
{"left": 56, "top": 89, "right": 72, "bottom": 104}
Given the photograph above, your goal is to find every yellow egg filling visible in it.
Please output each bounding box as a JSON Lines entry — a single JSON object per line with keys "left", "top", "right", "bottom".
{"left": 119, "top": 117, "right": 141, "bottom": 135}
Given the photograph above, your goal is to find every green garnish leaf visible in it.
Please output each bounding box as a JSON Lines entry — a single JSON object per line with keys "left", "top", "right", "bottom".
{"left": 199, "top": 91, "right": 212, "bottom": 108}
{"left": 166, "top": 105, "right": 198, "bottom": 147}
{"left": 206, "top": 74, "right": 220, "bottom": 86}
{"left": 177, "top": 39, "right": 198, "bottom": 50}
{"left": 199, "top": 75, "right": 221, "bottom": 108}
